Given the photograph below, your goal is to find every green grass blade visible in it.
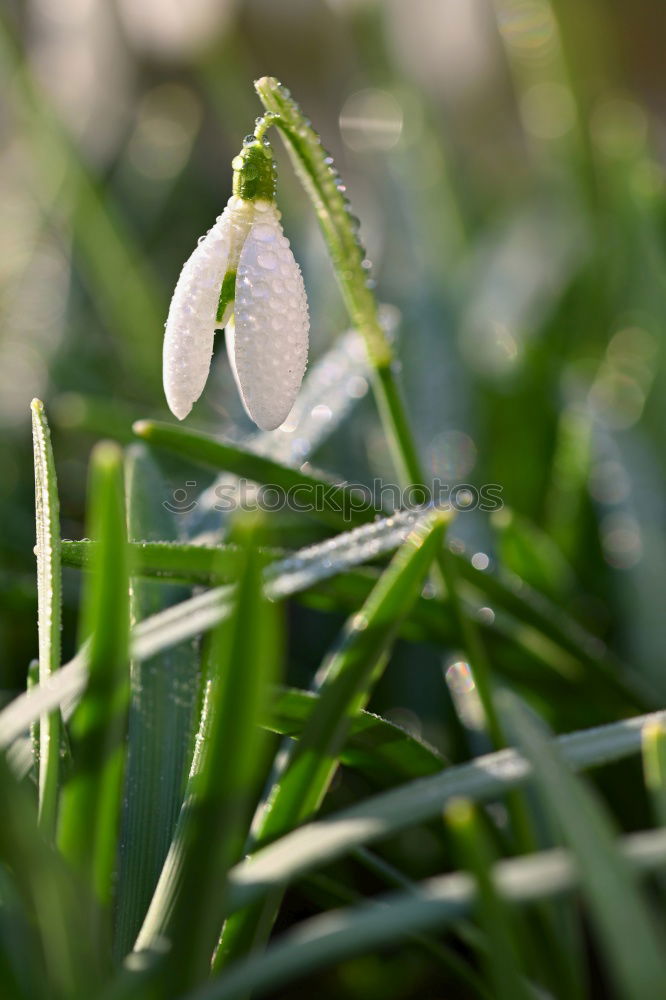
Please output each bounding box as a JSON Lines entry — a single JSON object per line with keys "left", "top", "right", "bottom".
{"left": 134, "top": 516, "right": 282, "bottom": 993}
{"left": 500, "top": 691, "right": 666, "bottom": 1000}
{"left": 26, "top": 658, "right": 40, "bottom": 777}
{"left": 220, "top": 707, "right": 666, "bottom": 917}
{"left": 61, "top": 538, "right": 247, "bottom": 587}
{"left": 457, "top": 556, "right": 647, "bottom": 708}
{"left": 259, "top": 513, "right": 446, "bottom": 835}
{"left": 265, "top": 686, "right": 444, "bottom": 783}
{"left": 6, "top": 650, "right": 665, "bottom": 854}
{"left": 133, "top": 420, "right": 378, "bottom": 529}
{"left": 61, "top": 533, "right": 641, "bottom": 717}
{"left": 216, "top": 513, "right": 446, "bottom": 968}
{"left": 6, "top": 666, "right": 666, "bottom": 880}
{"left": 301, "top": 862, "right": 491, "bottom": 1000}
{"left": 642, "top": 720, "right": 666, "bottom": 829}
{"left": 61, "top": 508, "right": 432, "bottom": 596}
{"left": 254, "top": 78, "right": 392, "bottom": 370}
{"left": 30, "top": 399, "right": 62, "bottom": 838}
{"left": 114, "top": 446, "right": 200, "bottom": 959}
{"left": 0, "top": 528, "right": 646, "bottom": 776}
{"left": 446, "top": 799, "right": 530, "bottom": 1000}
{"left": 178, "top": 828, "right": 666, "bottom": 1000}
{"left": 61, "top": 511, "right": 643, "bottom": 711}
{"left": 0, "top": 17, "right": 165, "bottom": 391}
{"left": 58, "top": 442, "right": 130, "bottom": 912}
{"left": 0, "top": 753, "right": 104, "bottom": 998}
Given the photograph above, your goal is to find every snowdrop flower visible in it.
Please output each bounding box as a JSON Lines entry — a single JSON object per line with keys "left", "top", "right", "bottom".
{"left": 163, "top": 132, "right": 309, "bottom": 430}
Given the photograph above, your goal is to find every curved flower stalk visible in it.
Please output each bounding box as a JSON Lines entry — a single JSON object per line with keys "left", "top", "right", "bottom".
{"left": 162, "top": 128, "right": 309, "bottom": 431}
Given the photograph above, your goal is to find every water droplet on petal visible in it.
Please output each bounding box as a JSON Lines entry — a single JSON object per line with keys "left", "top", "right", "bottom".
{"left": 257, "top": 252, "right": 277, "bottom": 270}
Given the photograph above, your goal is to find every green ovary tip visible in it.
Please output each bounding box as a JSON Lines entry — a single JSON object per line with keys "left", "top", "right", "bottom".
{"left": 216, "top": 270, "right": 237, "bottom": 325}
{"left": 232, "top": 138, "right": 277, "bottom": 203}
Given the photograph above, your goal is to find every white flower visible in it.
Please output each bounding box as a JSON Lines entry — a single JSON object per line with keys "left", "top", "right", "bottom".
{"left": 163, "top": 188, "right": 309, "bottom": 431}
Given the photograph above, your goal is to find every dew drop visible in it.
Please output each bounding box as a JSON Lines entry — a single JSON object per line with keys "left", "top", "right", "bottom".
{"left": 252, "top": 223, "right": 274, "bottom": 242}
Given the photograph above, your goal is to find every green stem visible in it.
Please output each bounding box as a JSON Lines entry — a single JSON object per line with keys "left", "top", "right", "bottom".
{"left": 254, "top": 77, "right": 502, "bottom": 752}
{"left": 372, "top": 361, "right": 426, "bottom": 489}
{"left": 254, "top": 77, "right": 392, "bottom": 369}
{"left": 31, "top": 399, "right": 62, "bottom": 839}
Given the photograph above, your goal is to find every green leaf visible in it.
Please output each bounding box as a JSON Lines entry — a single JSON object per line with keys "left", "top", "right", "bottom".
{"left": 30, "top": 398, "right": 62, "bottom": 838}
{"left": 57, "top": 441, "right": 130, "bottom": 913}
{"left": 113, "top": 446, "right": 200, "bottom": 959}
{"left": 59, "top": 503, "right": 638, "bottom": 714}
{"left": 446, "top": 799, "right": 530, "bottom": 1000}
{"left": 0, "top": 753, "right": 104, "bottom": 998}
{"left": 215, "top": 513, "right": 446, "bottom": 969}
{"left": 642, "top": 720, "right": 666, "bottom": 828}
{"left": 457, "top": 556, "right": 648, "bottom": 709}
{"left": 265, "top": 687, "right": 444, "bottom": 784}
{"left": 254, "top": 77, "right": 391, "bottom": 370}
{"left": 1, "top": 495, "right": 644, "bottom": 772}
{"left": 132, "top": 419, "right": 378, "bottom": 529}
{"left": 177, "top": 827, "right": 666, "bottom": 1000}
{"left": 61, "top": 538, "right": 247, "bottom": 586}
{"left": 491, "top": 507, "right": 576, "bottom": 601}
{"left": 262, "top": 514, "right": 446, "bottom": 837}
{"left": 300, "top": 860, "right": 490, "bottom": 999}
{"left": 0, "top": 21, "right": 165, "bottom": 392}
{"left": 500, "top": 691, "right": 666, "bottom": 1000}
{"left": 220, "top": 707, "right": 666, "bottom": 918}
{"left": 133, "top": 516, "right": 282, "bottom": 994}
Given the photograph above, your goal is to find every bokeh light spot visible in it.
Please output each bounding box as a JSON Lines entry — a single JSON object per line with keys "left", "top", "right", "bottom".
{"left": 340, "top": 89, "right": 404, "bottom": 152}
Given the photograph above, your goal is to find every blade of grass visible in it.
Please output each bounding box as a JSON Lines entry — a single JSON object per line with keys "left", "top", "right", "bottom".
{"left": 265, "top": 686, "right": 444, "bottom": 783}
{"left": 178, "top": 827, "right": 666, "bottom": 1000}
{"left": 132, "top": 420, "right": 379, "bottom": 529}
{"left": 60, "top": 527, "right": 645, "bottom": 711}
{"left": 61, "top": 538, "right": 247, "bottom": 586}
{"left": 114, "top": 446, "right": 200, "bottom": 959}
{"left": 26, "top": 659, "right": 40, "bottom": 778}
{"left": 215, "top": 513, "right": 446, "bottom": 969}
{"left": 446, "top": 799, "right": 531, "bottom": 1000}
{"left": 341, "top": 848, "right": 491, "bottom": 998}
{"left": 5, "top": 682, "right": 666, "bottom": 957}
{"left": 30, "top": 399, "right": 62, "bottom": 838}
{"left": 642, "top": 720, "right": 666, "bottom": 829}
{"left": 221, "top": 706, "right": 666, "bottom": 917}
{"left": 57, "top": 442, "right": 130, "bottom": 917}
{"left": 500, "top": 691, "right": 666, "bottom": 1000}
{"left": 0, "top": 752, "right": 104, "bottom": 998}
{"left": 2, "top": 555, "right": 659, "bottom": 784}
{"left": 457, "top": 557, "right": 648, "bottom": 708}
{"left": 0, "top": 15, "right": 165, "bottom": 391}
{"left": 133, "top": 516, "right": 282, "bottom": 994}
{"left": 300, "top": 866, "right": 491, "bottom": 1000}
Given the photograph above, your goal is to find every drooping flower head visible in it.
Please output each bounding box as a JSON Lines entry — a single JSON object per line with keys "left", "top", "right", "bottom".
{"left": 163, "top": 126, "right": 309, "bottom": 431}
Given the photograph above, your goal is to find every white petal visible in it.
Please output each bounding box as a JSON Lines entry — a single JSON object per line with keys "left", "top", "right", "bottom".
{"left": 226, "top": 204, "right": 309, "bottom": 431}
{"left": 162, "top": 196, "right": 253, "bottom": 420}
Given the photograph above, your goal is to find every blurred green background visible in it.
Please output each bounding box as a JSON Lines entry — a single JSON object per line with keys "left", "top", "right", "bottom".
{"left": 1, "top": 0, "right": 664, "bottom": 751}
